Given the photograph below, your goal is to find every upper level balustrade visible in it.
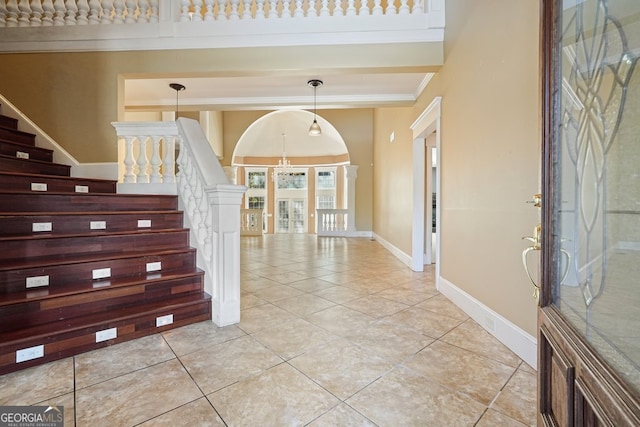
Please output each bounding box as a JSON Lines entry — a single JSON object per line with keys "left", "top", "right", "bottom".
{"left": 0, "top": 0, "right": 444, "bottom": 51}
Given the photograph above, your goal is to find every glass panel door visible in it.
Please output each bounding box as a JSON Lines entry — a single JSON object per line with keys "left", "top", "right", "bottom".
{"left": 553, "top": 0, "right": 640, "bottom": 393}
{"left": 276, "top": 198, "right": 307, "bottom": 234}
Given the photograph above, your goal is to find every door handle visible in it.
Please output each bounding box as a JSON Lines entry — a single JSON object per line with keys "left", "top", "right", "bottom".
{"left": 522, "top": 224, "right": 542, "bottom": 300}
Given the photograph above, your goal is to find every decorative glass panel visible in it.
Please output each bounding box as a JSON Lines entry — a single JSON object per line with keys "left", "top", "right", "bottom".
{"left": 317, "top": 171, "right": 336, "bottom": 189}
{"left": 248, "top": 196, "right": 265, "bottom": 210}
{"left": 248, "top": 171, "right": 266, "bottom": 189}
{"left": 277, "top": 172, "right": 307, "bottom": 189}
{"left": 554, "top": 0, "right": 640, "bottom": 393}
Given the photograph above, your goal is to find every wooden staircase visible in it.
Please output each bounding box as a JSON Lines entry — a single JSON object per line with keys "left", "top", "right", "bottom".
{"left": 0, "top": 107, "right": 211, "bottom": 375}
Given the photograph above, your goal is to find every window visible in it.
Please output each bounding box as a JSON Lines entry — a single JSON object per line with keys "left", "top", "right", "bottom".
{"left": 317, "top": 171, "right": 335, "bottom": 189}
{"left": 276, "top": 171, "right": 307, "bottom": 190}
{"left": 245, "top": 168, "right": 267, "bottom": 210}
{"left": 315, "top": 167, "right": 337, "bottom": 210}
{"left": 248, "top": 171, "right": 266, "bottom": 189}
{"left": 248, "top": 196, "right": 265, "bottom": 209}
{"left": 316, "top": 195, "right": 335, "bottom": 209}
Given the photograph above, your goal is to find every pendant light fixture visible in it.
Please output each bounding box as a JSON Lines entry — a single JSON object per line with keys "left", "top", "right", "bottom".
{"left": 169, "top": 83, "right": 186, "bottom": 114}
{"left": 308, "top": 79, "right": 323, "bottom": 136}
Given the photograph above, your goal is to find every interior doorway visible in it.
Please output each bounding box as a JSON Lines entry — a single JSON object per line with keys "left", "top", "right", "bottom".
{"left": 276, "top": 198, "right": 307, "bottom": 233}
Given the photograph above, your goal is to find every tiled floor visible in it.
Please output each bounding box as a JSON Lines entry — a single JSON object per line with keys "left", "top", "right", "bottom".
{"left": 0, "top": 235, "right": 537, "bottom": 426}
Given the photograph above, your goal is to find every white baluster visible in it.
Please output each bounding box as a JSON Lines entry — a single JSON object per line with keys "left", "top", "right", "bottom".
{"left": 100, "top": 0, "right": 113, "bottom": 23}
{"left": 88, "top": 0, "right": 101, "bottom": 23}
{"left": 138, "top": 0, "right": 150, "bottom": 22}
{"left": 52, "top": 0, "right": 65, "bottom": 25}
{"left": 149, "top": 136, "right": 162, "bottom": 183}
{"left": 136, "top": 136, "right": 149, "bottom": 183}
{"left": 180, "top": 0, "right": 190, "bottom": 21}
{"left": 306, "top": 0, "right": 316, "bottom": 17}
{"left": 5, "top": 0, "right": 19, "bottom": 27}
{"left": 293, "top": 0, "right": 303, "bottom": 17}
{"left": 254, "top": 0, "right": 264, "bottom": 19}
{"left": 412, "top": 0, "right": 422, "bottom": 14}
{"left": 17, "top": 0, "right": 32, "bottom": 27}
{"left": 192, "top": 0, "right": 204, "bottom": 21}
{"left": 148, "top": 0, "right": 158, "bottom": 22}
{"left": 371, "top": 0, "right": 382, "bottom": 15}
{"left": 319, "top": 0, "right": 329, "bottom": 16}
{"left": 64, "top": 0, "right": 78, "bottom": 24}
{"left": 113, "top": 0, "right": 124, "bottom": 22}
{"left": 216, "top": 0, "right": 228, "bottom": 20}
{"left": 124, "top": 0, "right": 136, "bottom": 22}
{"left": 204, "top": 0, "right": 214, "bottom": 20}
{"left": 41, "top": 0, "right": 54, "bottom": 24}
{"left": 267, "top": 0, "right": 277, "bottom": 18}
{"left": 398, "top": 0, "right": 409, "bottom": 14}
{"left": 123, "top": 136, "right": 136, "bottom": 183}
{"left": 241, "top": 0, "right": 251, "bottom": 19}
{"left": 229, "top": 0, "right": 239, "bottom": 19}
{"left": 162, "top": 135, "right": 176, "bottom": 183}
{"left": 282, "top": 0, "right": 291, "bottom": 18}
{"left": 0, "top": 3, "right": 7, "bottom": 27}
{"left": 345, "top": 0, "right": 355, "bottom": 16}
{"left": 30, "top": 0, "right": 44, "bottom": 25}
{"left": 76, "top": 0, "right": 90, "bottom": 24}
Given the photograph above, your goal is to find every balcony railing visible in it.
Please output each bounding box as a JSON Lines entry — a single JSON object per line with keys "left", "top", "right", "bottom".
{"left": 0, "top": 0, "right": 444, "bottom": 51}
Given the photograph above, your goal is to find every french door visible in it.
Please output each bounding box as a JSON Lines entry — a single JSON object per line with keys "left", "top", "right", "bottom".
{"left": 276, "top": 198, "right": 306, "bottom": 234}
{"left": 539, "top": 0, "right": 640, "bottom": 425}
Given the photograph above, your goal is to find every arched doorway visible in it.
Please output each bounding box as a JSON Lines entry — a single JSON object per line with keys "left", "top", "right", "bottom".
{"left": 232, "top": 110, "right": 351, "bottom": 234}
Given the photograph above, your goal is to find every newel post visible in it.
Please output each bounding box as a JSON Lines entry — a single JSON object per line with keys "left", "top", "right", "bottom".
{"left": 205, "top": 183, "right": 247, "bottom": 326}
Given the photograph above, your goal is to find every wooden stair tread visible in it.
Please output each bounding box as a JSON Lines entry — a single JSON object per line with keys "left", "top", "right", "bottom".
{"left": 0, "top": 115, "right": 19, "bottom": 130}
{"left": 0, "top": 267, "right": 204, "bottom": 308}
{"left": 0, "top": 246, "right": 195, "bottom": 271}
{"left": 0, "top": 154, "right": 70, "bottom": 176}
{"left": 0, "top": 192, "right": 178, "bottom": 212}
{"left": 0, "top": 139, "right": 53, "bottom": 161}
{"left": 0, "top": 210, "right": 182, "bottom": 216}
{"left": 0, "top": 126, "right": 36, "bottom": 145}
{"left": 0, "top": 292, "right": 211, "bottom": 345}
{"left": 0, "top": 171, "right": 115, "bottom": 184}
{"left": 0, "top": 226, "right": 188, "bottom": 242}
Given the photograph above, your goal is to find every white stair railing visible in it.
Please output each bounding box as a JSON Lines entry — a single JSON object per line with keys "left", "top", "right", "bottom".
{"left": 112, "top": 118, "right": 247, "bottom": 327}
{"left": 240, "top": 208, "right": 264, "bottom": 236}
{"left": 317, "top": 208, "right": 349, "bottom": 236}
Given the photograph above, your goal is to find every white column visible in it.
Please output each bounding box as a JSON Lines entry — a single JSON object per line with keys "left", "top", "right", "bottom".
{"left": 344, "top": 165, "right": 358, "bottom": 234}
{"left": 223, "top": 166, "right": 237, "bottom": 184}
{"left": 206, "top": 184, "right": 247, "bottom": 326}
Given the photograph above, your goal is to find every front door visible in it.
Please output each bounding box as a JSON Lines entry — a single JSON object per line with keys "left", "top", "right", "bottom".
{"left": 539, "top": 0, "right": 640, "bottom": 425}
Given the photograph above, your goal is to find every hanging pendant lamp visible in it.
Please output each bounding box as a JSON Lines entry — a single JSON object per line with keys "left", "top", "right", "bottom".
{"left": 308, "top": 79, "right": 323, "bottom": 136}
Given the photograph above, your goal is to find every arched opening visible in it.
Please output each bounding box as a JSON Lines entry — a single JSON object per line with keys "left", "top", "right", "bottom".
{"left": 232, "top": 110, "right": 352, "bottom": 234}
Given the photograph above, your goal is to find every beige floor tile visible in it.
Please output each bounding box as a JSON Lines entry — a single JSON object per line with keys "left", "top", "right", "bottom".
{"left": 75, "top": 335, "right": 175, "bottom": 389}
{"left": 241, "top": 292, "right": 269, "bottom": 309}
{"left": 403, "top": 340, "right": 515, "bottom": 405}
{"left": 345, "top": 320, "right": 434, "bottom": 364}
{"left": 520, "top": 361, "right": 537, "bottom": 374}
{"left": 415, "top": 294, "right": 469, "bottom": 321}
{"left": 75, "top": 359, "right": 202, "bottom": 427}
{"left": 312, "top": 286, "right": 368, "bottom": 304}
{"left": 0, "top": 357, "right": 74, "bottom": 406}
{"left": 268, "top": 271, "right": 311, "bottom": 284}
{"left": 305, "top": 305, "right": 375, "bottom": 336}
{"left": 289, "top": 340, "right": 394, "bottom": 400}
{"left": 180, "top": 335, "right": 282, "bottom": 394}
{"left": 253, "top": 284, "right": 305, "bottom": 302}
{"left": 375, "top": 288, "right": 432, "bottom": 305}
{"left": 287, "top": 278, "right": 336, "bottom": 292}
{"left": 440, "top": 319, "right": 522, "bottom": 368}
{"left": 239, "top": 303, "right": 299, "bottom": 334}
{"left": 242, "top": 277, "right": 281, "bottom": 292}
{"left": 138, "top": 397, "right": 225, "bottom": 426}
{"left": 343, "top": 295, "right": 409, "bottom": 318}
{"left": 272, "top": 293, "right": 337, "bottom": 317}
{"left": 386, "top": 306, "right": 464, "bottom": 338}
{"left": 209, "top": 363, "right": 339, "bottom": 427}
{"left": 318, "top": 271, "right": 365, "bottom": 285}
{"left": 162, "top": 321, "right": 245, "bottom": 356}
{"left": 344, "top": 277, "right": 394, "bottom": 294}
{"left": 476, "top": 408, "right": 530, "bottom": 427}
{"left": 36, "top": 391, "right": 75, "bottom": 427}
{"left": 491, "top": 367, "right": 537, "bottom": 425}
{"left": 347, "top": 366, "right": 485, "bottom": 426}
{"left": 307, "top": 403, "right": 376, "bottom": 426}
{"left": 252, "top": 318, "right": 338, "bottom": 360}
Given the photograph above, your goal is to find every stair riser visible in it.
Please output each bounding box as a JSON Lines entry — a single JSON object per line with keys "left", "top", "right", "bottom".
{"left": 0, "top": 174, "right": 116, "bottom": 194}
{"left": 0, "top": 140, "right": 53, "bottom": 162}
{"left": 0, "top": 156, "right": 70, "bottom": 176}
{"left": 0, "top": 230, "right": 190, "bottom": 261}
{"left": 0, "top": 276, "right": 204, "bottom": 332}
{"left": 0, "top": 116, "right": 19, "bottom": 130}
{"left": 0, "top": 127, "right": 35, "bottom": 145}
{"left": 0, "top": 250, "right": 197, "bottom": 294}
{"left": 0, "top": 193, "right": 179, "bottom": 212}
{"left": 0, "top": 212, "right": 184, "bottom": 237}
{"left": 0, "top": 300, "right": 211, "bottom": 375}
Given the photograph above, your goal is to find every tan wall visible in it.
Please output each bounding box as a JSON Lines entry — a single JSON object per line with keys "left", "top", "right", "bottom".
{"left": 224, "top": 109, "right": 373, "bottom": 232}
{"left": 373, "top": 0, "right": 540, "bottom": 335}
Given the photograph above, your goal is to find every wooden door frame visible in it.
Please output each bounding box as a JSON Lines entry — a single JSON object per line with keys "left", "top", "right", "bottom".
{"left": 538, "top": 0, "right": 640, "bottom": 425}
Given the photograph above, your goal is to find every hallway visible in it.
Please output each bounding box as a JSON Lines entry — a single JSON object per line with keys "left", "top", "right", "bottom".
{"left": 0, "top": 235, "right": 536, "bottom": 426}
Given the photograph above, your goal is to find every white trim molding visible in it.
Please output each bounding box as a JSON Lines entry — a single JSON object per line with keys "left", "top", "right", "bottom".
{"left": 373, "top": 232, "right": 412, "bottom": 268}
{"left": 438, "top": 275, "right": 538, "bottom": 370}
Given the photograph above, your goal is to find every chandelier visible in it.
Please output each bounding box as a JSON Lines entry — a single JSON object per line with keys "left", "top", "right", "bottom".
{"left": 272, "top": 133, "right": 294, "bottom": 185}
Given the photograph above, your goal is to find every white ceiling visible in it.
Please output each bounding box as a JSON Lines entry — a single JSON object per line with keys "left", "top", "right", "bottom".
{"left": 124, "top": 72, "right": 434, "bottom": 112}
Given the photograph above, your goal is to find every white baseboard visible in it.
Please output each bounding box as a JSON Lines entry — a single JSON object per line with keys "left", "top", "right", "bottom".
{"left": 117, "top": 183, "right": 178, "bottom": 195}
{"left": 372, "top": 232, "right": 412, "bottom": 268}
{"left": 438, "top": 276, "right": 537, "bottom": 370}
